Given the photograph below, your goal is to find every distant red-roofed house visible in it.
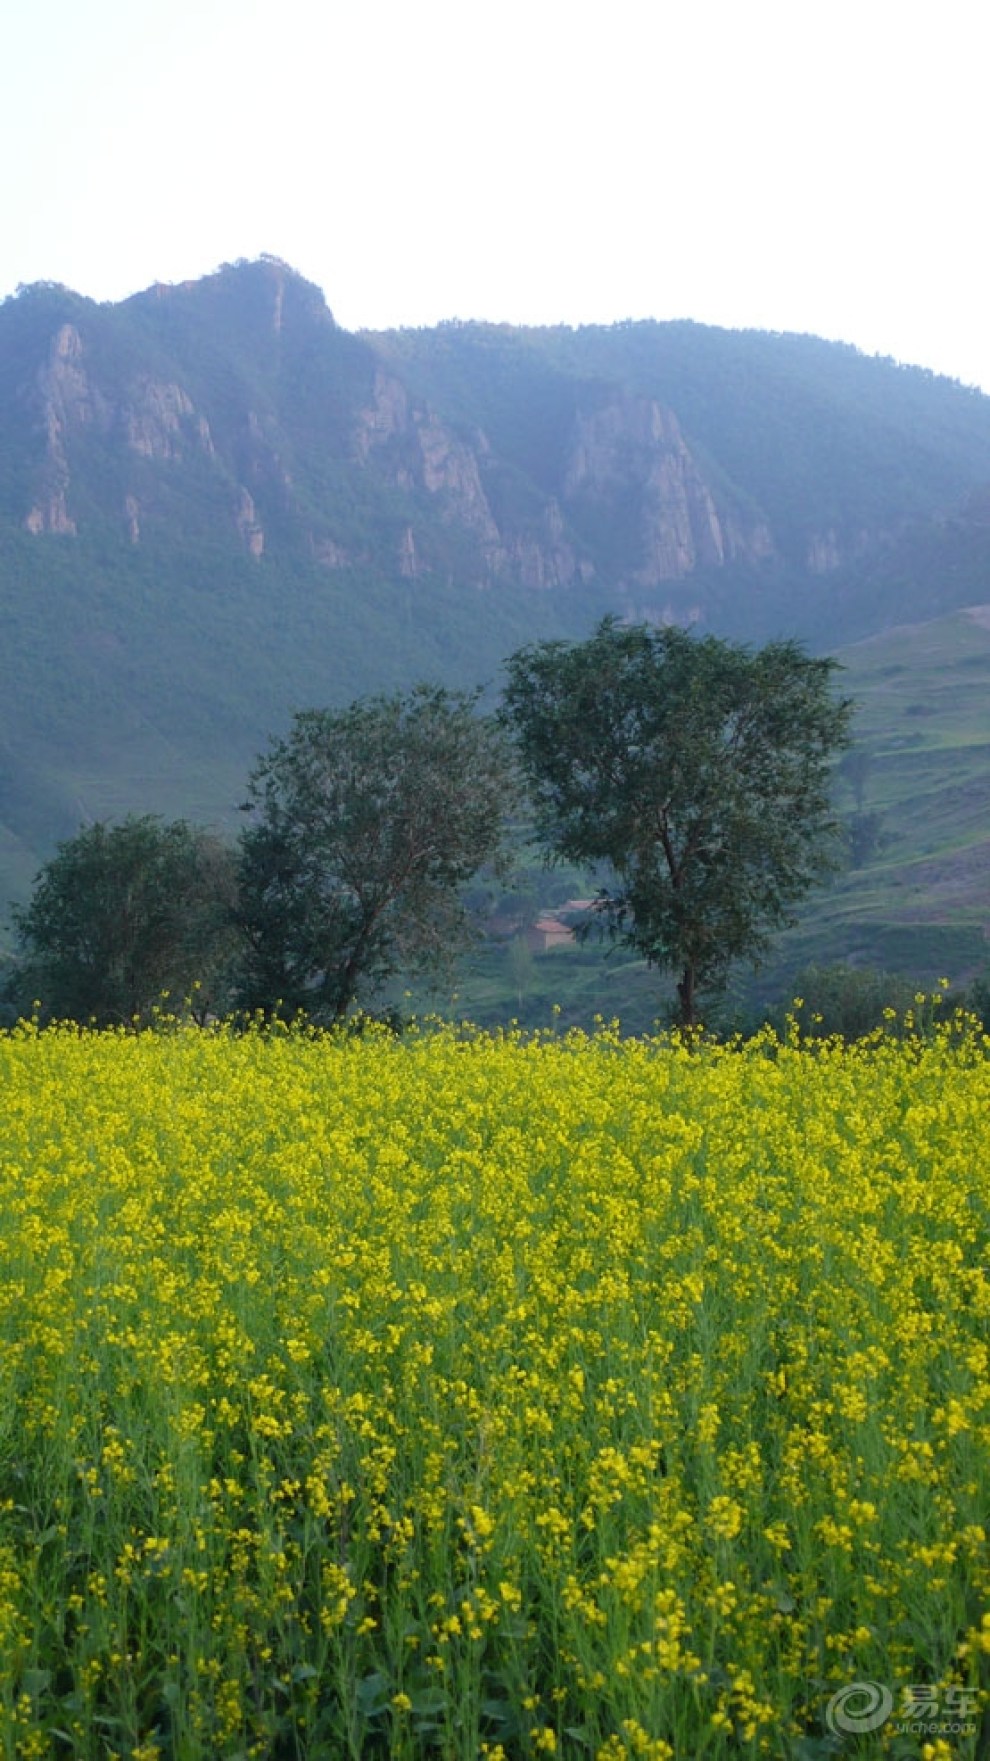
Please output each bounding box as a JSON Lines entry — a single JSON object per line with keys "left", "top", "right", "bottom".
{"left": 525, "top": 915, "right": 576, "bottom": 953}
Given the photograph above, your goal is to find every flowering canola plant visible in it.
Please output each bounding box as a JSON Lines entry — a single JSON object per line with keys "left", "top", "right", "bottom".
{"left": 0, "top": 1011, "right": 988, "bottom": 1758}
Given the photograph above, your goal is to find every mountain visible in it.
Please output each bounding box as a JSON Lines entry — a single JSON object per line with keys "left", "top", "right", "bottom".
{"left": 3, "top": 255, "right": 990, "bottom": 952}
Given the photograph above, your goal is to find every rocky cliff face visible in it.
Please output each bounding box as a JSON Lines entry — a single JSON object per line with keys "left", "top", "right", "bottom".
{"left": 18, "top": 319, "right": 278, "bottom": 556}
{"left": 125, "top": 379, "right": 215, "bottom": 462}
{"left": 352, "top": 370, "right": 508, "bottom": 580}
{"left": 350, "top": 372, "right": 585, "bottom": 587}
{"left": 11, "top": 260, "right": 975, "bottom": 616}
{"left": 500, "top": 500, "right": 585, "bottom": 591}
{"left": 562, "top": 393, "right": 775, "bottom": 583}
{"left": 24, "top": 323, "right": 104, "bottom": 534}
{"left": 4, "top": 305, "right": 869, "bottom": 601}
{"left": 805, "top": 527, "right": 880, "bottom": 573}
{"left": 345, "top": 374, "right": 774, "bottom": 591}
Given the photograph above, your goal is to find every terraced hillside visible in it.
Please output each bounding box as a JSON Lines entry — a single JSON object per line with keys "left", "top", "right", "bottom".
{"left": 798, "top": 608, "right": 990, "bottom": 974}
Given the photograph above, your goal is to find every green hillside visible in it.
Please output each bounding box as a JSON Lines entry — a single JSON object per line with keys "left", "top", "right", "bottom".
{"left": 0, "top": 525, "right": 579, "bottom": 900}
{"left": 796, "top": 608, "right": 990, "bottom": 965}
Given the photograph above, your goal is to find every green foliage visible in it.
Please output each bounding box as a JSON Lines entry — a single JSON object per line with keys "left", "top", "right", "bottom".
{"left": 236, "top": 687, "right": 514, "bottom": 1023}
{"left": 964, "top": 967, "right": 990, "bottom": 1028}
{"left": 4, "top": 816, "right": 239, "bottom": 1025}
{"left": 502, "top": 619, "right": 853, "bottom": 1025}
{"left": 775, "top": 964, "right": 920, "bottom": 1040}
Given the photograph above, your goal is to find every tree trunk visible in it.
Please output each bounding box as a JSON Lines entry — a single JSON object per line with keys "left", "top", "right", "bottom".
{"left": 676, "top": 963, "right": 696, "bottom": 1029}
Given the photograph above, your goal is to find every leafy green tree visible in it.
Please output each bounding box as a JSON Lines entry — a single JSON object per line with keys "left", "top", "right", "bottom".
{"left": 507, "top": 933, "right": 537, "bottom": 1014}
{"left": 501, "top": 618, "right": 852, "bottom": 1026}
{"left": 5, "top": 816, "right": 239, "bottom": 1025}
{"left": 236, "top": 686, "right": 514, "bottom": 1024}
{"left": 778, "top": 964, "right": 917, "bottom": 1040}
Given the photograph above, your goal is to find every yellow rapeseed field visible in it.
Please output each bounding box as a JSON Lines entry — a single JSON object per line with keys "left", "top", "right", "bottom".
{"left": 0, "top": 1010, "right": 988, "bottom": 1758}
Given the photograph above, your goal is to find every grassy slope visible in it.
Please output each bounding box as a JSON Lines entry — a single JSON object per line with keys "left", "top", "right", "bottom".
{"left": 780, "top": 608, "right": 990, "bottom": 971}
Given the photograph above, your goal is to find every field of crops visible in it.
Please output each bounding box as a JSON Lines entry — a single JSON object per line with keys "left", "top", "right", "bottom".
{"left": 1, "top": 1012, "right": 989, "bottom": 1759}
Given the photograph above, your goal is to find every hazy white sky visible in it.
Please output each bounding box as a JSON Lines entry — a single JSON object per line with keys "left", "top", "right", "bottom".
{"left": 3, "top": 0, "right": 988, "bottom": 387}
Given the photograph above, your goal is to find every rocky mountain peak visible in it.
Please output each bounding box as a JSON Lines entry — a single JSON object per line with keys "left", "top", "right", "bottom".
{"left": 5, "top": 260, "right": 990, "bottom": 626}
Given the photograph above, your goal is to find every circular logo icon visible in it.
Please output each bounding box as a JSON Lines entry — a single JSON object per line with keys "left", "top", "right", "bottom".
{"left": 825, "top": 1681, "right": 894, "bottom": 1735}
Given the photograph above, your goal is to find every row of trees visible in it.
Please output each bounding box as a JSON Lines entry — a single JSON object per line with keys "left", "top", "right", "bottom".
{"left": 2, "top": 621, "right": 852, "bottom": 1030}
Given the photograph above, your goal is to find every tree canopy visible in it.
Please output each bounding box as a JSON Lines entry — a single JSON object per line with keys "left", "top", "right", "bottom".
{"left": 235, "top": 685, "right": 514, "bottom": 1023}
{"left": 501, "top": 618, "right": 853, "bottom": 1025}
{"left": 4, "top": 815, "right": 238, "bottom": 1026}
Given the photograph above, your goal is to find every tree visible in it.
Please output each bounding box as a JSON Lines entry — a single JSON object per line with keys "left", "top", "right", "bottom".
{"left": 778, "top": 964, "right": 917, "bottom": 1041}
{"left": 5, "top": 816, "right": 239, "bottom": 1026}
{"left": 507, "top": 933, "right": 537, "bottom": 1015}
{"left": 235, "top": 686, "right": 514, "bottom": 1024}
{"left": 501, "top": 618, "right": 852, "bottom": 1027}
